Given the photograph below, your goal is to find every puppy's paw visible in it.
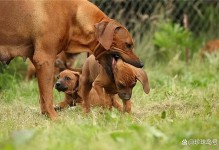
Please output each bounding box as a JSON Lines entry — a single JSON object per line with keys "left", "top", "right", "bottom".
{"left": 54, "top": 105, "right": 62, "bottom": 112}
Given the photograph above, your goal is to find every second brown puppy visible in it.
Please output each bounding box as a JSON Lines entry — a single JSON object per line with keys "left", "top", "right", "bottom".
{"left": 80, "top": 55, "right": 150, "bottom": 112}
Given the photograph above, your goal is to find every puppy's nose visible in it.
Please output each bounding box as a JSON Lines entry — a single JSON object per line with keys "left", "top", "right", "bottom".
{"left": 55, "top": 82, "right": 61, "bottom": 89}
{"left": 119, "top": 93, "right": 131, "bottom": 100}
{"left": 123, "top": 94, "right": 131, "bottom": 100}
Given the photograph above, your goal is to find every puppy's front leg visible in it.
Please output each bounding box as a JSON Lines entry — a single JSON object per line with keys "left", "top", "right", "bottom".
{"left": 111, "top": 94, "right": 123, "bottom": 111}
{"left": 93, "top": 81, "right": 106, "bottom": 107}
{"left": 92, "top": 74, "right": 110, "bottom": 108}
{"left": 122, "top": 100, "right": 131, "bottom": 113}
{"left": 80, "top": 73, "right": 92, "bottom": 113}
{"left": 55, "top": 94, "right": 73, "bottom": 111}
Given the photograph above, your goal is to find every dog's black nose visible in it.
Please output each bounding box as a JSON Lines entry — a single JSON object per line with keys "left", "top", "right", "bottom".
{"left": 131, "top": 60, "right": 144, "bottom": 68}
{"left": 55, "top": 81, "right": 68, "bottom": 92}
{"left": 138, "top": 61, "right": 144, "bottom": 68}
{"left": 55, "top": 82, "right": 61, "bottom": 89}
{"left": 119, "top": 93, "right": 131, "bottom": 100}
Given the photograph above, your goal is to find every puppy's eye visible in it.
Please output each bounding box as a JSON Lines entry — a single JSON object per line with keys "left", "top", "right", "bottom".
{"left": 57, "top": 76, "right": 60, "bottom": 79}
{"left": 65, "top": 76, "right": 71, "bottom": 80}
{"left": 125, "top": 43, "right": 132, "bottom": 49}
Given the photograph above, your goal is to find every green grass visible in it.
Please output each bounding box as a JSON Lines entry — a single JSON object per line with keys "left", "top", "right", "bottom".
{"left": 0, "top": 54, "right": 219, "bottom": 150}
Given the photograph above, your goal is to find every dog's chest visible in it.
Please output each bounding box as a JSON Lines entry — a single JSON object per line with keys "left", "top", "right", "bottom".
{"left": 104, "top": 84, "right": 117, "bottom": 94}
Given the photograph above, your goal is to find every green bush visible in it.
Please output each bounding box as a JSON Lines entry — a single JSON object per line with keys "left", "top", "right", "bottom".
{"left": 153, "top": 22, "right": 201, "bottom": 62}
{"left": 0, "top": 58, "right": 27, "bottom": 92}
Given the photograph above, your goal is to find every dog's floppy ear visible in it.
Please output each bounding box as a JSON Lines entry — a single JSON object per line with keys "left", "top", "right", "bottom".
{"left": 129, "top": 66, "right": 150, "bottom": 94}
{"left": 72, "top": 71, "right": 80, "bottom": 77}
{"left": 95, "top": 20, "right": 120, "bottom": 50}
{"left": 135, "top": 69, "right": 150, "bottom": 94}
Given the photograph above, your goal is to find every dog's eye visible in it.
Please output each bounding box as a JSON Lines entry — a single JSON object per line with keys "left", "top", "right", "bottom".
{"left": 125, "top": 43, "right": 132, "bottom": 49}
{"left": 65, "top": 76, "right": 71, "bottom": 80}
{"left": 57, "top": 76, "right": 60, "bottom": 79}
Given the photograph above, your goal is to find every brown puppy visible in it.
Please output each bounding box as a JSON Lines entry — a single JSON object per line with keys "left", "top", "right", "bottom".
{"left": 55, "top": 70, "right": 82, "bottom": 109}
{"left": 0, "top": 0, "right": 143, "bottom": 119}
{"left": 55, "top": 69, "right": 123, "bottom": 111}
{"left": 25, "top": 51, "right": 77, "bottom": 81}
{"left": 80, "top": 55, "right": 150, "bottom": 113}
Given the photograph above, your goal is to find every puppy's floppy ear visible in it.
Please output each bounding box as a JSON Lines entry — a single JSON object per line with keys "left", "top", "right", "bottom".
{"left": 95, "top": 20, "right": 120, "bottom": 50}
{"left": 72, "top": 71, "right": 80, "bottom": 78}
{"left": 128, "top": 66, "right": 150, "bottom": 94}
{"left": 135, "top": 69, "right": 150, "bottom": 94}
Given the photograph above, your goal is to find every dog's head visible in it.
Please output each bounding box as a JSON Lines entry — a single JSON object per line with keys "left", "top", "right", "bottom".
{"left": 55, "top": 70, "right": 80, "bottom": 94}
{"left": 112, "top": 59, "right": 150, "bottom": 100}
{"left": 95, "top": 19, "right": 143, "bottom": 68}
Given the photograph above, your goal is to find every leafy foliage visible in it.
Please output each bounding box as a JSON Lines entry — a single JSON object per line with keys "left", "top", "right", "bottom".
{"left": 153, "top": 22, "right": 200, "bottom": 62}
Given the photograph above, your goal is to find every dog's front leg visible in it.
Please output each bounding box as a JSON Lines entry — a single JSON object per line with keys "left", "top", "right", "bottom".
{"left": 111, "top": 95, "right": 123, "bottom": 112}
{"left": 55, "top": 94, "right": 73, "bottom": 111}
{"left": 80, "top": 73, "right": 92, "bottom": 113}
{"left": 92, "top": 75, "right": 109, "bottom": 108}
{"left": 122, "top": 100, "right": 131, "bottom": 113}
{"left": 32, "top": 49, "right": 57, "bottom": 120}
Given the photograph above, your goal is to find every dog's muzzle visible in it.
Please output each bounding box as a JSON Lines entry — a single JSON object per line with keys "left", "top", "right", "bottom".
{"left": 118, "top": 93, "right": 131, "bottom": 100}
{"left": 110, "top": 47, "right": 144, "bottom": 68}
{"left": 55, "top": 81, "right": 67, "bottom": 92}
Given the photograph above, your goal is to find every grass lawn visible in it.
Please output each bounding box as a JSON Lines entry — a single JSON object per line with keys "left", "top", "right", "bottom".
{"left": 0, "top": 54, "right": 219, "bottom": 150}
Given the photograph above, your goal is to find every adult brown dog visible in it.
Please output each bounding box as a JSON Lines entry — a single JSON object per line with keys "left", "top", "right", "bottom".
{"left": 0, "top": 0, "right": 143, "bottom": 119}
{"left": 80, "top": 55, "right": 150, "bottom": 112}
{"left": 54, "top": 69, "right": 122, "bottom": 111}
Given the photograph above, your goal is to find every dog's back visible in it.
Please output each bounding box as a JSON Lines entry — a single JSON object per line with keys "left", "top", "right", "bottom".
{"left": 83, "top": 55, "right": 101, "bottom": 82}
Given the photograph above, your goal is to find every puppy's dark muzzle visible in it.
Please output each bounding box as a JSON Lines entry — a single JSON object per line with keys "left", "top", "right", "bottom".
{"left": 118, "top": 93, "right": 131, "bottom": 100}
{"left": 55, "top": 82, "right": 67, "bottom": 92}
